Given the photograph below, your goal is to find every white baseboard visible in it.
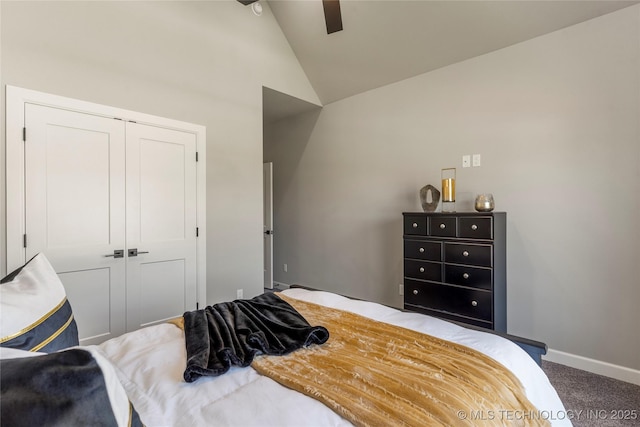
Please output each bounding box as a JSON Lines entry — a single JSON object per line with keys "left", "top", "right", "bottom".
{"left": 272, "top": 281, "right": 291, "bottom": 290}
{"left": 544, "top": 349, "right": 640, "bottom": 386}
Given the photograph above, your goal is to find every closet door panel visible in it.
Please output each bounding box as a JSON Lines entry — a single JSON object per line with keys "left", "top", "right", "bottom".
{"left": 125, "top": 122, "right": 198, "bottom": 330}
{"left": 43, "top": 125, "right": 111, "bottom": 247}
{"left": 58, "top": 269, "right": 111, "bottom": 339}
{"left": 24, "top": 104, "right": 127, "bottom": 345}
{"left": 139, "top": 260, "right": 186, "bottom": 326}
{"left": 139, "top": 138, "right": 186, "bottom": 241}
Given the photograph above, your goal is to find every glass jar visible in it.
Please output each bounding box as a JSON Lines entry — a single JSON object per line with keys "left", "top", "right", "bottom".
{"left": 474, "top": 193, "right": 495, "bottom": 212}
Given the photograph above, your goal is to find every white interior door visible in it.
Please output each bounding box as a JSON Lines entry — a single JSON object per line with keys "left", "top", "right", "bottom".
{"left": 24, "top": 104, "right": 127, "bottom": 345}
{"left": 263, "top": 162, "right": 274, "bottom": 289}
{"left": 125, "top": 122, "right": 198, "bottom": 330}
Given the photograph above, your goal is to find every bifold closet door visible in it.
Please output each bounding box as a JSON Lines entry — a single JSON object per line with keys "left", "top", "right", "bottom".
{"left": 24, "top": 104, "right": 127, "bottom": 345}
{"left": 125, "top": 122, "right": 198, "bottom": 331}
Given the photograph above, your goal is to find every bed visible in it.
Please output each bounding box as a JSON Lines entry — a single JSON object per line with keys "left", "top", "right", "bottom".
{"left": 1, "top": 254, "right": 571, "bottom": 426}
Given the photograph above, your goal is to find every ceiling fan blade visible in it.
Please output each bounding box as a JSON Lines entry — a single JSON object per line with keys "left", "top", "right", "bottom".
{"left": 322, "top": 0, "right": 343, "bottom": 34}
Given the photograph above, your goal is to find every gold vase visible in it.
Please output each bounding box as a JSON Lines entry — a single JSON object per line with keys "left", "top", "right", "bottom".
{"left": 441, "top": 168, "right": 456, "bottom": 212}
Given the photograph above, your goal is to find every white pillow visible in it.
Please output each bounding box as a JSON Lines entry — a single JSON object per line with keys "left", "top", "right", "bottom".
{"left": 0, "top": 253, "right": 79, "bottom": 352}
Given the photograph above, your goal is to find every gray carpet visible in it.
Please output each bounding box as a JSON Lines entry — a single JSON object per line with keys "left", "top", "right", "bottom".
{"left": 542, "top": 361, "right": 640, "bottom": 426}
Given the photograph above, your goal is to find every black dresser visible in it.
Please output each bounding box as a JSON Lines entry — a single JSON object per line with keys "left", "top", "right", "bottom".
{"left": 403, "top": 212, "right": 506, "bottom": 332}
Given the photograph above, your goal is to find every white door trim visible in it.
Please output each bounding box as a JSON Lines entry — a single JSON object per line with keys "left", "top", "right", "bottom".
{"left": 263, "top": 162, "right": 274, "bottom": 289}
{"left": 5, "top": 85, "right": 207, "bottom": 306}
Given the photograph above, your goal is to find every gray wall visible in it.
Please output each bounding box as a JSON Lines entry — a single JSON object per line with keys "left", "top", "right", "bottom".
{"left": 265, "top": 6, "right": 640, "bottom": 371}
{"left": 0, "top": 1, "right": 320, "bottom": 302}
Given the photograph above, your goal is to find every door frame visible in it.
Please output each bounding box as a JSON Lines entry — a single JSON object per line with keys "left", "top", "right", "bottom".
{"left": 5, "top": 85, "right": 207, "bottom": 306}
{"left": 263, "top": 162, "right": 273, "bottom": 289}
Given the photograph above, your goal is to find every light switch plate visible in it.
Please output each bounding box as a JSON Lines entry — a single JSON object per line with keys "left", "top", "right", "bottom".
{"left": 462, "top": 155, "right": 471, "bottom": 168}
{"left": 472, "top": 154, "right": 481, "bottom": 167}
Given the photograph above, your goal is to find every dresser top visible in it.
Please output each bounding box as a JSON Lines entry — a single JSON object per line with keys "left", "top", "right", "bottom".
{"left": 403, "top": 212, "right": 505, "bottom": 216}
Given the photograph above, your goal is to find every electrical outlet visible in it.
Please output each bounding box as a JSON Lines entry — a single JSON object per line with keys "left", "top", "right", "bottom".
{"left": 237, "top": 289, "right": 243, "bottom": 299}
{"left": 399, "top": 284, "right": 404, "bottom": 296}
{"left": 462, "top": 155, "right": 471, "bottom": 168}
{"left": 472, "top": 154, "right": 481, "bottom": 167}
{"left": 283, "top": 264, "right": 288, "bottom": 272}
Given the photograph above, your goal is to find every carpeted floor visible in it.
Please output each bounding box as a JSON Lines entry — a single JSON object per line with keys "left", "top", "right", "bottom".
{"left": 542, "top": 361, "right": 640, "bottom": 426}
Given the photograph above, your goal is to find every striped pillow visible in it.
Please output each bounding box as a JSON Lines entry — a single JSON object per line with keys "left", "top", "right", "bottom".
{"left": 1, "top": 347, "right": 145, "bottom": 427}
{"left": 1, "top": 253, "right": 79, "bottom": 352}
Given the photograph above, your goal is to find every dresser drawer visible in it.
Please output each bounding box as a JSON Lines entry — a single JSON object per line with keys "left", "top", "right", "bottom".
{"left": 459, "top": 217, "right": 493, "bottom": 239}
{"left": 444, "top": 265, "right": 492, "bottom": 290}
{"left": 404, "top": 280, "right": 492, "bottom": 322}
{"left": 404, "top": 240, "right": 441, "bottom": 261}
{"left": 428, "top": 216, "right": 457, "bottom": 237}
{"left": 404, "top": 215, "right": 427, "bottom": 236}
{"left": 444, "top": 243, "right": 492, "bottom": 267}
{"left": 404, "top": 259, "right": 441, "bottom": 281}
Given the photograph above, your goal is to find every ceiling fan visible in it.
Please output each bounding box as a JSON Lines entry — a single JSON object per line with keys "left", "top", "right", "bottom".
{"left": 238, "top": 0, "right": 343, "bottom": 34}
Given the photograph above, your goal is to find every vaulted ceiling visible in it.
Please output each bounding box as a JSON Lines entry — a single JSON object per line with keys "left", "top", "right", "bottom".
{"left": 266, "top": 0, "right": 638, "bottom": 111}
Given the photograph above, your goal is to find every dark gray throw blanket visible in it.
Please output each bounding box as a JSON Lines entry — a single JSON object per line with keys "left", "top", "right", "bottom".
{"left": 183, "top": 292, "right": 329, "bottom": 382}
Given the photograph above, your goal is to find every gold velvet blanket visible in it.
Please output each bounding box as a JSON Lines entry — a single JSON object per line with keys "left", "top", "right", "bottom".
{"left": 252, "top": 294, "right": 550, "bottom": 427}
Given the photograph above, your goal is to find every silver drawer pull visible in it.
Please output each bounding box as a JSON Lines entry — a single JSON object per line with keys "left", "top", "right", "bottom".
{"left": 471, "top": 224, "right": 478, "bottom": 230}
{"left": 413, "top": 290, "right": 418, "bottom": 295}
{"left": 419, "top": 267, "right": 425, "bottom": 273}
{"left": 463, "top": 273, "right": 470, "bottom": 279}
{"left": 412, "top": 222, "right": 418, "bottom": 228}
{"left": 439, "top": 223, "right": 446, "bottom": 229}
{"left": 419, "top": 247, "right": 425, "bottom": 253}
{"left": 471, "top": 300, "right": 478, "bottom": 307}
{"left": 462, "top": 251, "right": 469, "bottom": 257}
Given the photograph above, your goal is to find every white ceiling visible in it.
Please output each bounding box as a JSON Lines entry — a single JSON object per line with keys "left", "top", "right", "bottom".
{"left": 264, "top": 0, "right": 638, "bottom": 120}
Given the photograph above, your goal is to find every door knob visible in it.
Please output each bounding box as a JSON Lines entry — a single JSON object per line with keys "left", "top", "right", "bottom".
{"left": 104, "top": 249, "right": 124, "bottom": 258}
{"left": 128, "top": 248, "right": 149, "bottom": 257}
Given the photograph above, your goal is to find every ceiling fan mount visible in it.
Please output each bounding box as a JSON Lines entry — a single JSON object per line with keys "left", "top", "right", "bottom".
{"left": 238, "top": 0, "right": 343, "bottom": 35}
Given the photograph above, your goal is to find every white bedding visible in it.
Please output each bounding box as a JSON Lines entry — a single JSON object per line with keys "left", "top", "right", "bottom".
{"left": 94, "top": 289, "right": 571, "bottom": 427}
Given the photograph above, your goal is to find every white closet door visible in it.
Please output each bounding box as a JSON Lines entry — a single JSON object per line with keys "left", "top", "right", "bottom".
{"left": 24, "top": 104, "right": 127, "bottom": 345}
{"left": 125, "top": 122, "right": 198, "bottom": 330}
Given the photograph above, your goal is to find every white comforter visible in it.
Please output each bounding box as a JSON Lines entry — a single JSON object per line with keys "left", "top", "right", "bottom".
{"left": 95, "top": 288, "right": 571, "bottom": 426}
